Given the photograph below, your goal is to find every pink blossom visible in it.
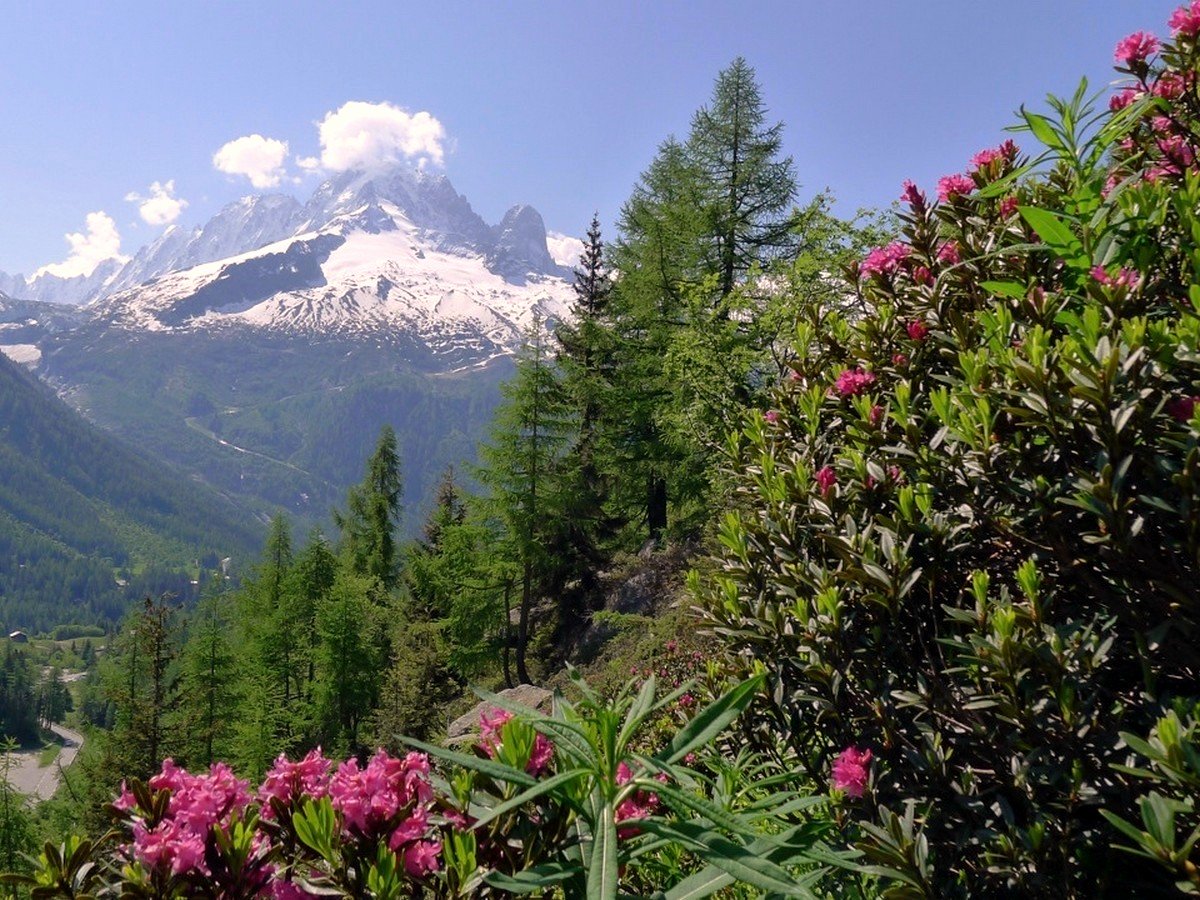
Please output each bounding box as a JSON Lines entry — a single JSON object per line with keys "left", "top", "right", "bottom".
{"left": 259, "top": 748, "right": 331, "bottom": 813}
{"left": 388, "top": 806, "right": 430, "bottom": 850}
{"left": 1168, "top": 395, "right": 1200, "bottom": 422}
{"left": 831, "top": 746, "right": 872, "bottom": 798}
{"left": 1109, "top": 87, "right": 1143, "bottom": 111}
{"left": 937, "top": 173, "right": 976, "bottom": 202}
{"left": 1158, "top": 133, "right": 1196, "bottom": 169}
{"left": 833, "top": 368, "right": 876, "bottom": 397}
{"left": 1114, "top": 31, "right": 1160, "bottom": 65}
{"left": 478, "top": 707, "right": 554, "bottom": 775}
{"left": 403, "top": 840, "right": 442, "bottom": 878}
{"left": 614, "top": 762, "right": 665, "bottom": 839}
{"left": 999, "top": 196, "right": 1020, "bottom": 219}
{"left": 113, "top": 782, "right": 137, "bottom": 813}
{"left": 900, "top": 179, "right": 927, "bottom": 211}
{"left": 860, "top": 242, "right": 911, "bottom": 278}
{"left": 679, "top": 692, "right": 696, "bottom": 709}
{"left": 868, "top": 405, "right": 885, "bottom": 428}
{"left": 936, "top": 241, "right": 961, "bottom": 266}
{"left": 149, "top": 758, "right": 187, "bottom": 793}
{"left": 329, "top": 750, "right": 433, "bottom": 838}
{"left": 891, "top": 352, "right": 909, "bottom": 368}
{"left": 888, "top": 465, "right": 904, "bottom": 483}
{"left": 1154, "top": 73, "right": 1188, "bottom": 99}
{"left": 479, "top": 707, "right": 513, "bottom": 758}
{"left": 970, "top": 139, "right": 1019, "bottom": 171}
{"left": 764, "top": 409, "right": 780, "bottom": 424}
{"left": 905, "top": 320, "right": 930, "bottom": 342}
{"left": 1091, "top": 266, "right": 1142, "bottom": 290}
{"left": 815, "top": 466, "right": 837, "bottom": 497}
{"left": 1169, "top": 1, "right": 1200, "bottom": 37}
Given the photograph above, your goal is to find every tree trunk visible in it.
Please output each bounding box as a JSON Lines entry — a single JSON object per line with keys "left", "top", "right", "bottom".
{"left": 648, "top": 473, "right": 668, "bottom": 539}
{"left": 502, "top": 578, "right": 514, "bottom": 689}
{"left": 516, "top": 561, "right": 533, "bottom": 684}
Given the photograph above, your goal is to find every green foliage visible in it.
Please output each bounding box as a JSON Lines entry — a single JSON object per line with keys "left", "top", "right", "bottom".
{"left": 409, "top": 672, "right": 847, "bottom": 897}
{"left": 336, "top": 425, "right": 403, "bottom": 590}
{"left": 700, "top": 37, "right": 1200, "bottom": 898}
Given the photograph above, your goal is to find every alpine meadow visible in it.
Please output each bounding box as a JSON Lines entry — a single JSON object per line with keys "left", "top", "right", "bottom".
{"left": 2, "top": 4, "right": 1200, "bottom": 898}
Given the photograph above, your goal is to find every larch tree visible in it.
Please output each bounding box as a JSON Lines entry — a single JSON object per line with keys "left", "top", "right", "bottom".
{"left": 477, "top": 320, "right": 574, "bottom": 684}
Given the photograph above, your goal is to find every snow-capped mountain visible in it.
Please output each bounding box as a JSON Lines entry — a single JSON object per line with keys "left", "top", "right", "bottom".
{"left": 2, "top": 165, "right": 575, "bottom": 363}
{"left": 81, "top": 165, "right": 573, "bottom": 365}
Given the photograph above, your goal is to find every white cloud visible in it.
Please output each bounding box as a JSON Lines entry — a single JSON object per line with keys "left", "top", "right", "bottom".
{"left": 125, "top": 180, "right": 188, "bottom": 226}
{"left": 546, "top": 231, "right": 585, "bottom": 268}
{"left": 312, "top": 101, "right": 446, "bottom": 172}
{"left": 212, "top": 134, "right": 289, "bottom": 188}
{"left": 33, "top": 211, "right": 129, "bottom": 279}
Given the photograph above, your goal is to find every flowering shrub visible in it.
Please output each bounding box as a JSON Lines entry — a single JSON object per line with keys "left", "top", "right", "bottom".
{"left": 7, "top": 674, "right": 848, "bottom": 898}
{"left": 701, "top": 6, "right": 1200, "bottom": 896}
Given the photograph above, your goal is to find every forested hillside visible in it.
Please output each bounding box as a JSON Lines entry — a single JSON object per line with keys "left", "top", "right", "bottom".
{"left": 0, "top": 351, "right": 261, "bottom": 630}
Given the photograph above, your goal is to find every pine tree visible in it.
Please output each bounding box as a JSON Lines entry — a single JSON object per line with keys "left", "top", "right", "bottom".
{"left": 314, "top": 570, "right": 380, "bottom": 753}
{"left": 336, "top": 426, "right": 403, "bottom": 592}
{"left": 477, "top": 321, "right": 574, "bottom": 683}
{"left": 105, "top": 595, "right": 182, "bottom": 777}
{"left": 600, "top": 59, "right": 801, "bottom": 537}
{"left": 176, "top": 591, "right": 238, "bottom": 767}
{"left": 687, "top": 56, "right": 799, "bottom": 299}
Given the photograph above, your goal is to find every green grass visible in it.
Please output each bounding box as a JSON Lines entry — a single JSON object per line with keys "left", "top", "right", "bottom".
{"left": 38, "top": 742, "right": 61, "bottom": 768}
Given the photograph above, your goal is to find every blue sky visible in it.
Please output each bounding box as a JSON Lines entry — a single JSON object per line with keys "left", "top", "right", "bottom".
{"left": 0, "top": 0, "right": 1183, "bottom": 276}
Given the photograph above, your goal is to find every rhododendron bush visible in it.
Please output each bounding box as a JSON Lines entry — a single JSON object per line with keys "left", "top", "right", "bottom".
{"left": 7, "top": 673, "right": 852, "bottom": 898}
{"left": 702, "top": 8, "right": 1200, "bottom": 898}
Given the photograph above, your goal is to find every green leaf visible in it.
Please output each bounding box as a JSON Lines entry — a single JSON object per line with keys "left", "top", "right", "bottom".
{"left": 402, "top": 736, "right": 537, "bottom": 787}
{"left": 587, "top": 805, "right": 619, "bottom": 900}
{"left": 1019, "top": 206, "right": 1082, "bottom": 260}
{"left": 640, "top": 819, "right": 820, "bottom": 897}
{"left": 980, "top": 280, "right": 1028, "bottom": 300}
{"left": 657, "top": 674, "right": 763, "bottom": 765}
{"left": 470, "top": 768, "right": 591, "bottom": 828}
{"left": 484, "top": 862, "right": 581, "bottom": 893}
{"left": 1022, "top": 110, "right": 1063, "bottom": 150}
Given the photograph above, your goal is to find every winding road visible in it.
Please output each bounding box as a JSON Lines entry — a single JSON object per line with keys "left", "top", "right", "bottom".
{"left": 7, "top": 724, "right": 85, "bottom": 802}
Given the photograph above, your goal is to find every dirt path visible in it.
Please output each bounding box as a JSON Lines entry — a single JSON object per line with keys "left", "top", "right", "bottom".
{"left": 6, "top": 724, "right": 85, "bottom": 802}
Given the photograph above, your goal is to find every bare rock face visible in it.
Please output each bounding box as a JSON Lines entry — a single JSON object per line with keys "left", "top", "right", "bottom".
{"left": 446, "top": 684, "right": 555, "bottom": 742}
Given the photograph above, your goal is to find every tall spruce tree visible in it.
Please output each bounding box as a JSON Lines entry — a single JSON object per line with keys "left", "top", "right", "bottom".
{"left": 687, "top": 56, "right": 799, "bottom": 299}
{"left": 602, "top": 58, "right": 800, "bottom": 537}
{"left": 477, "top": 321, "right": 574, "bottom": 683}
{"left": 335, "top": 426, "right": 403, "bottom": 592}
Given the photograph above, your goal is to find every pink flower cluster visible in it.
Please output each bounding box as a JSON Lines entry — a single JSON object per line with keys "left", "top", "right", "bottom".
{"left": 480, "top": 707, "right": 555, "bottom": 776}
{"left": 1168, "top": 395, "right": 1200, "bottom": 422}
{"left": 1091, "top": 266, "right": 1142, "bottom": 290}
{"left": 900, "top": 179, "right": 927, "bottom": 211}
{"left": 1110, "top": 86, "right": 1144, "bottom": 112}
{"left": 124, "top": 760, "right": 252, "bottom": 877}
{"left": 970, "top": 139, "right": 1019, "bottom": 171}
{"left": 815, "top": 465, "right": 837, "bottom": 497}
{"left": 833, "top": 367, "right": 876, "bottom": 397}
{"left": 905, "top": 320, "right": 930, "bottom": 342}
{"left": 937, "top": 241, "right": 962, "bottom": 266}
{"left": 1114, "top": 31, "right": 1160, "bottom": 66}
{"left": 1170, "top": 1, "right": 1200, "bottom": 37}
{"left": 937, "top": 173, "right": 976, "bottom": 203}
{"left": 831, "top": 746, "right": 872, "bottom": 798}
{"left": 860, "top": 242, "right": 911, "bottom": 278}
{"left": 328, "top": 750, "right": 440, "bottom": 876}
{"left": 614, "top": 761, "right": 665, "bottom": 839}
{"left": 259, "top": 747, "right": 331, "bottom": 816}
